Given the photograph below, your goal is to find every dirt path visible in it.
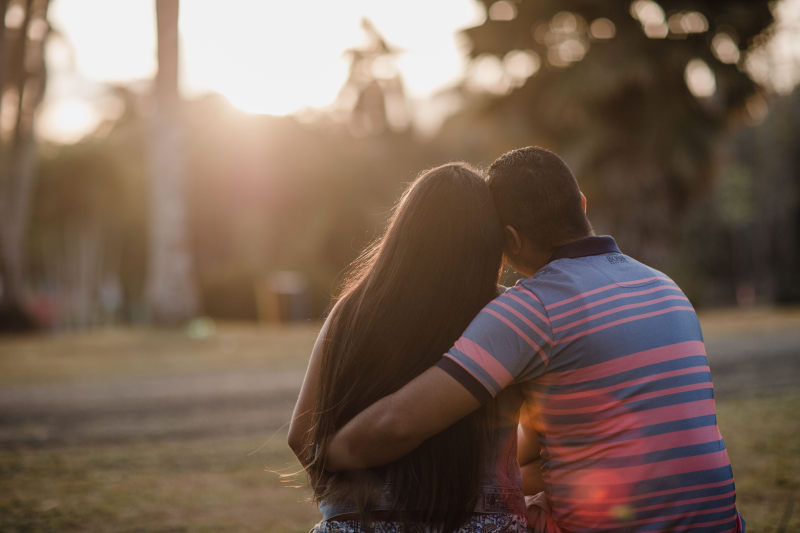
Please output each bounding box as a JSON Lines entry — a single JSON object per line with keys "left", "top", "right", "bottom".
{"left": 705, "top": 331, "right": 800, "bottom": 398}
{"left": 0, "top": 322, "right": 798, "bottom": 448}
{"left": 0, "top": 368, "right": 303, "bottom": 446}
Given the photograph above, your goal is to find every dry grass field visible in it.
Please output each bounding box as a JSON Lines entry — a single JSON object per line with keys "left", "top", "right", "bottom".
{"left": 1, "top": 308, "right": 798, "bottom": 532}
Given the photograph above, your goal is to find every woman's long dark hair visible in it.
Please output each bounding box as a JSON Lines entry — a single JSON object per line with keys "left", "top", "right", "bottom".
{"left": 303, "top": 163, "right": 504, "bottom": 531}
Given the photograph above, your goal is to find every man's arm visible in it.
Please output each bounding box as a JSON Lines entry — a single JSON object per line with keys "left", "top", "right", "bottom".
{"left": 326, "top": 284, "right": 552, "bottom": 472}
{"left": 325, "top": 366, "right": 480, "bottom": 471}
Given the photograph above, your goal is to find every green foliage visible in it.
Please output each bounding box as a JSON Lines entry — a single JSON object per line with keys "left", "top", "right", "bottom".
{"left": 453, "top": 0, "right": 774, "bottom": 266}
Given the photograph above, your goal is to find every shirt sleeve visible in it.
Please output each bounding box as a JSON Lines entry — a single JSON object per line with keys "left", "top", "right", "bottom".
{"left": 436, "top": 284, "right": 553, "bottom": 402}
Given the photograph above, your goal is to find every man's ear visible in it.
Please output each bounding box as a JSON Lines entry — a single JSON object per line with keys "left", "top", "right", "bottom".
{"left": 504, "top": 225, "right": 523, "bottom": 256}
{"left": 580, "top": 191, "right": 587, "bottom": 213}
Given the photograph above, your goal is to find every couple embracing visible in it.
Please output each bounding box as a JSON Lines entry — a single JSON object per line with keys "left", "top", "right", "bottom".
{"left": 289, "top": 147, "right": 744, "bottom": 533}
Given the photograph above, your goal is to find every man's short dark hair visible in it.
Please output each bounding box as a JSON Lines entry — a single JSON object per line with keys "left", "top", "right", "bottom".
{"left": 487, "top": 146, "right": 592, "bottom": 251}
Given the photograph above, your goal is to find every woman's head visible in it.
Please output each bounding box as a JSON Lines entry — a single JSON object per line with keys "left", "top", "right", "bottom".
{"left": 306, "top": 163, "right": 504, "bottom": 530}
{"left": 359, "top": 162, "right": 504, "bottom": 304}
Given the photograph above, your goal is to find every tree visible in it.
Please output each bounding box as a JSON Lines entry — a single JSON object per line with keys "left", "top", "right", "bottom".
{"left": 338, "top": 18, "right": 409, "bottom": 136}
{"left": 0, "top": 0, "right": 49, "bottom": 328}
{"left": 458, "top": 0, "right": 774, "bottom": 266}
{"left": 145, "top": 0, "right": 198, "bottom": 323}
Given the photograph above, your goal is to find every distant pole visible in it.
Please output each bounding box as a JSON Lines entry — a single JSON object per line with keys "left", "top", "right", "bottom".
{"left": 0, "top": 1, "right": 8, "bottom": 104}
{"left": 146, "top": 0, "right": 198, "bottom": 324}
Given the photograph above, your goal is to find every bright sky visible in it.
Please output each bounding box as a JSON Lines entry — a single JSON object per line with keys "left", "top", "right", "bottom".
{"left": 38, "top": 0, "right": 800, "bottom": 144}
{"left": 40, "top": 0, "right": 485, "bottom": 143}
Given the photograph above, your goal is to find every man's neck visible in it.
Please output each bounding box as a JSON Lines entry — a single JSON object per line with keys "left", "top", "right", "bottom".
{"left": 548, "top": 233, "right": 595, "bottom": 259}
{"left": 517, "top": 233, "right": 596, "bottom": 277}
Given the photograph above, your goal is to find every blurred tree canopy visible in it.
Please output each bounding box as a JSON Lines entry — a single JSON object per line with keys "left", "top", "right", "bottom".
{"left": 5, "top": 1, "right": 799, "bottom": 329}
{"left": 456, "top": 0, "right": 775, "bottom": 266}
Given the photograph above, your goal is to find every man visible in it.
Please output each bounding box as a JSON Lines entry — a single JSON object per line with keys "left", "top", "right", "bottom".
{"left": 325, "top": 147, "right": 744, "bottom": 532}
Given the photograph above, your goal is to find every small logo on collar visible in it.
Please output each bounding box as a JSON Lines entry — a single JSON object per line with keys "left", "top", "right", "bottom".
{"left": 607, "top": 254, "right": 628, "bottom": 264}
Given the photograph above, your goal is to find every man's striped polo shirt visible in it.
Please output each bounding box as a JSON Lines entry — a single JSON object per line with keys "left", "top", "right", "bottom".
{"left": 436, "top": 236, "right": 744, "bottom": 532}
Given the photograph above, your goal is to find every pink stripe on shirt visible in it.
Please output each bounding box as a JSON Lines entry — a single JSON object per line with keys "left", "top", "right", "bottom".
{"left": 560, "top": 504, "right": 737, "bottom": 530}
{"left": 537, "top": 381, "right": 713, "bottom": 415}
{"left": 550, "top": 478, "right": 735, "bottom": 505}
{"left": 538, "top": 340, "right": 706, "bottom": 386}
{"left": 545, "top": 276, "right": 672, "bottom": 310}
{"left": 532, "top": 364, "right": 710, "bottom": 400}
{"left": 504, "top": 289, "right": 550, "bottom": 324}
{"left": 450, "top": 337, "right": 514, "bottom": 388}
{"left": 493, "top": 299, "right": 552, "bottom": 343}
{"left": 552, "top": 294, "right": 691, "bottom": 334}
{"left": 574, "top": 490, "right": 735, "bottom": 518}
{"left": 548, "top": 398, "right": 718, "bottom": 438}
{"left": 554, "top": 305, "right": 696, "bottom": 345}
{"left": 546, "top": 425, "right": 724, "bottom": 463}
{"left": 549, "top": 284, "right": 684, "bottom": 322}
{"left": 483, "top": 308, "right": 550, "bottom": 365}
{"left": 555, "top": 448, "right": 732, "bottom": 486}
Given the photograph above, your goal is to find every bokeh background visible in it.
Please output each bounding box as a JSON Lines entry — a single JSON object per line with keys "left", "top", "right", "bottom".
{"left": 1, "top": 0, "right": 798, "bottom": 531}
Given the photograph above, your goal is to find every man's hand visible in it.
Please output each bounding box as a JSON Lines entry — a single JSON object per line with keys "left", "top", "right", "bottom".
{"left": 325, "top": 366, "right": 482, "bottom": 471}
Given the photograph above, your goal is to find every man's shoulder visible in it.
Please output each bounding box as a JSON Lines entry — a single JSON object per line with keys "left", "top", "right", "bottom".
{"left": 511, "top": 257, "right": 610, "bottom": 303}
{"left": 499, "top": 280, "right": 548, "bottom": 312}
{"left": 512, "top": 253, "right": 684, "bottom": 309}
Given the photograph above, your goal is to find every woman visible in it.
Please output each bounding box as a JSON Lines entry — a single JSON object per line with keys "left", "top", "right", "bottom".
{"left": 288, "top": 163, "right": 527, "bottom": 532}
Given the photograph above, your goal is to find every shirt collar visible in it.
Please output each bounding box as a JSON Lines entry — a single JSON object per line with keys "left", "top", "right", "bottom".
{"left": 548, "top": 235, "right": 621, "bottom": 262}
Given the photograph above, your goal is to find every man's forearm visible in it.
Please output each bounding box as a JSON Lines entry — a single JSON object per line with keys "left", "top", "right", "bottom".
{"left": 325, "top": 394, "right": 425, "bottom": 471}
{"left": 325, "top": 366, "right": 482, "bottom": 471}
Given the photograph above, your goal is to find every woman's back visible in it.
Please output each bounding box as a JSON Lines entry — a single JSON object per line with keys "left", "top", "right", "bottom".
{"left": 289, "top": 163, "right": 528, "bottom": 531}
{"left": 317, "top": 386, "right": 527, "bottom": 522}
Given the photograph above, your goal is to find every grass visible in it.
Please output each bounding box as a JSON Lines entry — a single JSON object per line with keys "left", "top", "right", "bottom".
{"left": 696, "top": 306, "right": 800, "bottom": 338}
{"left": 0, "top": 310, "right": 798, "bottom": 532}
{"left": 0, "top": 324, "right": 320, "bottom": 532}
{"left": 0, "top": 322, "right": 315, "bottom": 386}
{"left": 1, "top": 435, "right": 316, "bottom": 532}
{"left": 717, "top": 393, "right": 800, "bottom": 532}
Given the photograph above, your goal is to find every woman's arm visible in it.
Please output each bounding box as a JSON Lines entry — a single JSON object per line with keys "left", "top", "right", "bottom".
{"left": 518, "top": 400, "right": 545, "bottom": 495}
{"left": 287, "top": 304, "right": 336, "bottom": 465}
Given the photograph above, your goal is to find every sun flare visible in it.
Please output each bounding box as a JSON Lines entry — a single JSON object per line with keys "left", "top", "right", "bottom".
{"left": 43, "top": 0, "right": 485, "bottom": 141}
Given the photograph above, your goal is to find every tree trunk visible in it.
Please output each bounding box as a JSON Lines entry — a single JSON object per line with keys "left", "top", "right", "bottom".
{"left": 0, "top": 0, "right": 8, "bottom": 103}
{"left": 145, "top": 0, "right": 198, "bottom": 324}
{"left": 0, "top": 0, "right": 47, "bottom": 321}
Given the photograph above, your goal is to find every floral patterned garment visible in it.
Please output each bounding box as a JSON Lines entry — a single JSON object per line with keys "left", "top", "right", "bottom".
{"left": 310, "top": 512, "right": 528, "bottom": 533}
